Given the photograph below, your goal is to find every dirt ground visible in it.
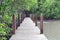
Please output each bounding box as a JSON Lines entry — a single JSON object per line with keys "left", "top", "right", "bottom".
{"left": 37, "top": 20, "right": 60, "bottom": 40}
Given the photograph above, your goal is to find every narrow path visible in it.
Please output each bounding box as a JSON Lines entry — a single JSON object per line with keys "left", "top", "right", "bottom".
{"left": 10, "top": 17, "right": 48, "bottom": 40}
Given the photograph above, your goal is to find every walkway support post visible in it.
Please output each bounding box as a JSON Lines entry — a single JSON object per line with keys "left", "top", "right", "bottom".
{"left": 12, "top": 14, "right": 16, "bottom": 34}
{"left": 30, "top": 14, "right": 35, "bottom": 22}
{"left": 40, "top": 13, "right": 43, "bottom": 34}
{"left": 30, "top": 14, "right": 32, "bottom": 20}
{"left": 20, "top": 13, "right": 22, "bottom": 23}
{"left": 20, "top": 13, "right": 22, "bottom": 24}
{"left": 21, "top": 13, "right": 25, "bottom": 23}
{"left": 31, "top": 14, "right": 35, "bottom": 22}
{"left": 35, "top": 14, "right": 37, "bottom": 26}
{"left": 18, "top": 13, "right": 20, "bottom": 26}
{"left": 21, "top": 13, "right": 23, "bottom": 23}
{"left": 23, "top": 13, "right": 25, "bottom": 21}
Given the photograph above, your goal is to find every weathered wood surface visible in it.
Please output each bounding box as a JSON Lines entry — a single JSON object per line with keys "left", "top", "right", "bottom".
{"left": 10, "top": 17, "right": 48, "bottom": 40}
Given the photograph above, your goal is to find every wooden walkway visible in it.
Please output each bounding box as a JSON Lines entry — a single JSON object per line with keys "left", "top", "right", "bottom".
{"left": 10, "top": 17, "right": 48, "bottom": 40}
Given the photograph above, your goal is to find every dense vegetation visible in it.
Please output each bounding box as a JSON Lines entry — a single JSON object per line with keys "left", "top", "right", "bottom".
{"left": 29, "top": 0, "right": 60, "bottom": 19}
{"left": 39, "top": 0, "right": 60, "bottom": 19}
{"left": 15, "top": 0, "right": 60, "bottom": 19}
{"left": 0, "top": 0, "right": 60, "bottom": 40}
{"left": 0, "top": 0, "right": 18, "bottom": 40}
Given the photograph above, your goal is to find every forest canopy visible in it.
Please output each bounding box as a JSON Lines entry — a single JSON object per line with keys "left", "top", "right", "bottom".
{"left": 0, "top": 0, "right": 60, "bottom": 19}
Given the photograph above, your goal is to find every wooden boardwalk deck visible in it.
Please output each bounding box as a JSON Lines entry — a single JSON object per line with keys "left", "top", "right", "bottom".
{"left": 10, "top": 17, "right": 48, "bottom": 40}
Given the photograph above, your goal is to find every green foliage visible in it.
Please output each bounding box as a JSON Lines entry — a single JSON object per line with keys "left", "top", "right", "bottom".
{"left": 17, "top": 0, "right": 38, "bottom": 11}
{"left": 0, "top": 0, "right": 18, "bottom": 40}
{"left": 0, "top": 0, "right": 60, "bottom": 19}
{"left": 38, "top": 0, "right": 60, "bottom": 19}
{"left": 0, "top": 37, "right": 7, "bottom": 40}
{"left": 0, "top": 23, "right": 12, "bottom": 40}
{"left": 0, "top": 23, "right": 12, "bottom": 35}
{"left": 3, "top": 15, "right": 12, "bottom": 24}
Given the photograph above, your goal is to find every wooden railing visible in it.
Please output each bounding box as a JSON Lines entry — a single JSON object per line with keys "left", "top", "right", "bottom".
{"left": 12, "top": 13, "right": 25, "bottom": 34}
{"left": 30, "top": 13, "right": 43, "bottom": 34}
{"left": 12, "top": 13, "right": 43, "bottom": 34}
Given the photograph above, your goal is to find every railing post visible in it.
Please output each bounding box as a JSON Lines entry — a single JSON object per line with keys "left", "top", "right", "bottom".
{"left": 30, "top": 14, "right": 33, "bottom": 20}
{"left": 21, "top": 13, "right": 23, "bottom": 23}
{"left": 23, "top": 13, "right": 25, "bottom": 20}
{"left": 40, "top": 13, "right": 43, "bottom": 34}
{"left": 22, "top": 13, "right": 24, "bottom": 22}
{"left": 20, "top": 13, "right": 21, "bottom": 23}
{"left": 12, "top": 14, "right": 15, "bottom": 34}
{"left": 35, "top": 14, "right": 37, "bottom": 26}
{"left": 18, "top": 13, "right": 20, "bottom": 26}
{"left": 30, "top": 14, "right": 35, "bottom": 22}
{"left": 33, "top": 14, "right": 35, "bottom": 22}
{"left": 20, "top": 13, "right": 22, "bottom": 23}
{"left": 23, "top": 14, "right": 25, "bottom": 19}
{"left": 12, "top": 14, "right": 16, "bottom": 34}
